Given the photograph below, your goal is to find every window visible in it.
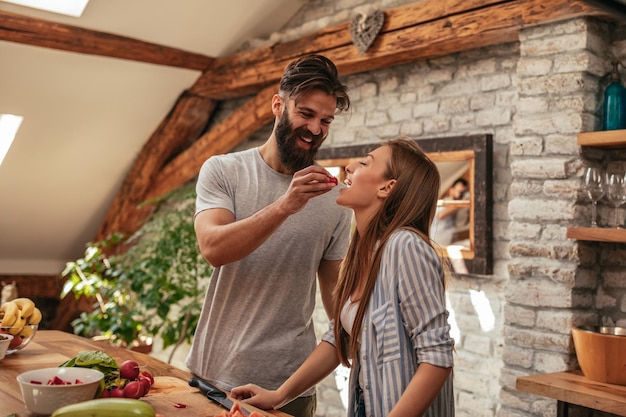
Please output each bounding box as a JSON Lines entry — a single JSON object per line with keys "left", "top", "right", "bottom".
{"left": 0, "top": 114, "right": 23, "bottom": 166}
{"left": 0, "top": 0, "right": 90, "bottom": 17}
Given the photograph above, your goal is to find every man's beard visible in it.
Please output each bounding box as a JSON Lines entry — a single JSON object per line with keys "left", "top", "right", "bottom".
{"left": 275, "top": 107, "right": 325, "bottom": 172}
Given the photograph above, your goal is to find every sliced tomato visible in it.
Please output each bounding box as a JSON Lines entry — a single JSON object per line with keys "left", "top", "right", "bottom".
{"left": 48, "top": 376, "right": 65, "bottom": 385}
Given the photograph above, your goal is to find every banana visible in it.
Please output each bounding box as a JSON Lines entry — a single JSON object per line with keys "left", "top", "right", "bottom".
{"left": 0, "top": 301, "right": 19, "bottom": 327}
{"left": 28, "top": 307, "right": 42, "bottom": 325}
{"left": 20, "top": 324, "right": 34, "bottom": 338}
{"left": 13, "top": 297, "right": 35, "bottom": 319}
{"left": 51, "top": 398, "right": 156, "bottom": 417}
{"left": 9, "top": 315, "right": 26, "bottom": 335}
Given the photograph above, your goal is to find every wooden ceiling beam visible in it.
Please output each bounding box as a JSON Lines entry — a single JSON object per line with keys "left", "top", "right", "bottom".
{"left": 101, "top": 0, "right": 607, "bottom": 239}
{"left": 191, "top": 0, "right": 605, "bottom": 99}
{"left": 19, "top": 0, "right": 606, "bottom": 242}
{"left": 145, "top": 84, "right": 278, "bottom": 201}
{"left": 0, "top": 9, "right": 213, "bottom": 70}
{"left": 96, "top": 91, "right": 216, "bottom": 241}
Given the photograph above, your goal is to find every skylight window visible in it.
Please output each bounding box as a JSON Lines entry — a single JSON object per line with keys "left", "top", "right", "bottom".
{"left": 0, "top": 0, "right": 89, "bottom": 17}
{"left": 0, "top": 114, "right": 23, "bottom": 166}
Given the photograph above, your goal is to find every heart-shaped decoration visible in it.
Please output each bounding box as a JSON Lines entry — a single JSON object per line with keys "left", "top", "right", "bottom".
{"left": 349, "top": 10, "right": 385, "bottom": 55}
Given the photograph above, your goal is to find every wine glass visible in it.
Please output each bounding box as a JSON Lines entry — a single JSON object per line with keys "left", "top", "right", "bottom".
{"left": 582, "top": 166, "right": 605, "bottom": 227}
{"left": 605, "top": 171, "right": 626, "bottom": 228}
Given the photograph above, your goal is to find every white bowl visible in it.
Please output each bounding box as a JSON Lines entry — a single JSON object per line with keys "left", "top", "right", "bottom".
{"left": 0, "top": 333, "right": 14, "bottom": 360}
{"left": 17, "top": 367, "right": 104, "bottom": 415}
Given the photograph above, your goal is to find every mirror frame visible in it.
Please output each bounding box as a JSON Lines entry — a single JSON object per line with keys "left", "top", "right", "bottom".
{"left": 316, "top": 134, "right": 493, "bottom": 275}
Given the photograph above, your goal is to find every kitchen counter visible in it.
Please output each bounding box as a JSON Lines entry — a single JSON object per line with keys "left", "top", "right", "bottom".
{"left": 516, "top": 371, "right": 626, "bottom": 416}
{"left": 0, "top": 330, "right": 291, "bottom": 417}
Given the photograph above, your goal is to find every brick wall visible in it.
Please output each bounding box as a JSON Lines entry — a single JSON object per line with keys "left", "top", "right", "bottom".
{"left": 215, "top": 4, "right": 626, "bottom": 416}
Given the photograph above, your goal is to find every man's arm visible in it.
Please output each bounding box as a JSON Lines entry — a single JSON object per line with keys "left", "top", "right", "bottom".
{"left": 317, "top": 259, "right": 342, "bottom": 318}
{"left": 195, "top": 165, "right": 337, "bottom": 267}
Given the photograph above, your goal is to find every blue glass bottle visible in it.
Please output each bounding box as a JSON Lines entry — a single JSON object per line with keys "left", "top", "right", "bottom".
{"left": 602, "top": 62, "right": 626, "bottom": 131}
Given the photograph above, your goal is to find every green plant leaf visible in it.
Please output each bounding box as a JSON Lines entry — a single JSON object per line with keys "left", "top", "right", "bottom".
{"left": 60, "top": 184, "right": 213, "bottom": 356}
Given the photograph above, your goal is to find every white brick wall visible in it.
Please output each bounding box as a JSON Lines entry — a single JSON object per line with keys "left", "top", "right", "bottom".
{"left": 224, "top": 3, "right": 626, "bottom": 416}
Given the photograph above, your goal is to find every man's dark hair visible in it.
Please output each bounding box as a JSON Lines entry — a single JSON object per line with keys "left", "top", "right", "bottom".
{"left": 279, "top": 54, "right": 350, "bottom": 114}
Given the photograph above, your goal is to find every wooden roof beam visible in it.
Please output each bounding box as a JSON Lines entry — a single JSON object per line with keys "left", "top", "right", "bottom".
{"left": 145, "top": 84, "right": 278, "bottom": 201}
{"left": 96, "top": 91, "right": 216, "bottom": 240}
{"left": 0, "top": 9, "right": 214, "bottom": 70}
{"left": 191, "top": 0, "right": 605, "bottom": 99}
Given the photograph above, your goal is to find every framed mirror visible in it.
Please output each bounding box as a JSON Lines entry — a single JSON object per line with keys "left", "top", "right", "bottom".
{"left": 317, "top": 134, "right": 493, "bottom": 275}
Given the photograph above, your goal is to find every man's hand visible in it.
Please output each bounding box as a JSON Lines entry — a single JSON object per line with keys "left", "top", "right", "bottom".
{"left": 277, "top": 165, "right": 338, "bottom": 215}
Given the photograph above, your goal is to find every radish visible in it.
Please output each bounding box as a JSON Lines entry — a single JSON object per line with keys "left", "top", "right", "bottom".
{"left": 110, "top": 386, "right": 125, "bottom": 398}
{"left": 138, "top": 370, "right": 154, "bottom": 385}
{"left": 138, "top": 377, "right": 151, "bottom": 396}
{"left": 119, "top": 360, "right": 140, "bottom": 380}
{"left": 124, "top": 380, "right": 144, "bottom": 399}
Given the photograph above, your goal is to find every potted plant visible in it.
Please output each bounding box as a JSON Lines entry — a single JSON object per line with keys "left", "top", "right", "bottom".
{"left": 60, "top": 185, "right": 212, "bottom": 362}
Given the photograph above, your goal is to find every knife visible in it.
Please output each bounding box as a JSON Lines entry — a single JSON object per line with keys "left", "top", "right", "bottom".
{"left": 189, "top": 377, "right": 250, "bottom": 416}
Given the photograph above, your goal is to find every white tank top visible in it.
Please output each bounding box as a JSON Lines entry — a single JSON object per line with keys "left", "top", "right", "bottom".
{"left": 341, "top": 297, "right": 364, "bottom": 387}
{"left": 340, "top": 297, "right": 359, "bottom": 336}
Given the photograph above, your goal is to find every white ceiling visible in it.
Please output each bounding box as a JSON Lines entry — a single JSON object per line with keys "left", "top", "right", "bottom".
{"left": 0, "top": 0, "right": 305, "bottom": 275}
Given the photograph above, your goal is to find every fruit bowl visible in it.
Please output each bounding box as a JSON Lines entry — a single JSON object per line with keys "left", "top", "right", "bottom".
{"left": 0, "top": 324, "right": 38, "bottom": 355}
{"left": 17, "top": 367, "right": 104, "bottom": 415}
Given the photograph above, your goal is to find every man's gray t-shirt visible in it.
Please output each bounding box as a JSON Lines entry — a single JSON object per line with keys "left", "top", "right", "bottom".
{"left": 186, "top": 148, "right": 352, "bottom": 395}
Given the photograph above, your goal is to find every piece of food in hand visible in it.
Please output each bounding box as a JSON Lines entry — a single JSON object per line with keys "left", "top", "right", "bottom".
{"left": 328, "top": 176, "right": 338, "bottom": 185}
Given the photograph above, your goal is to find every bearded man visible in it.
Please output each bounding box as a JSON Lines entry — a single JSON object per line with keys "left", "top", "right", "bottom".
{"left": 187, "top": 54, "right": 352, "bottom": 417}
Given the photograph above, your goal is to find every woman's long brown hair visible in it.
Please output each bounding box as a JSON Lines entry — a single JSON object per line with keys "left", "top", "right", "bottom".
{"left": 332, "top": 137, "right": 442, "bottom": 367}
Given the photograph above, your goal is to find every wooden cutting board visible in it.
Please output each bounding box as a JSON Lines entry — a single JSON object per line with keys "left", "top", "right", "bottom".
{"left": 145, "top": 376, "right": 269, "bottom": 417}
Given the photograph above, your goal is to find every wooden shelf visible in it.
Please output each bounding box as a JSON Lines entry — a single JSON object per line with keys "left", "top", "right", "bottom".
{"left": 572, "top": 131, "right": 626, "bottom": 242}
{"left": 578, "top": 130, "right": 626, "bottom": 148}
{"left": 566, "top": 227, "right": 626, "bottom": 242}
{"left": 516, "top": 371, "right": 626, "bottom": 416}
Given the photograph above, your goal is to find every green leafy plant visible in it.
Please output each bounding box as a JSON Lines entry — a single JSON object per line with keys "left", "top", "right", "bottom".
{"left": 61, "top": 185, "right": 212, "bottom": 362}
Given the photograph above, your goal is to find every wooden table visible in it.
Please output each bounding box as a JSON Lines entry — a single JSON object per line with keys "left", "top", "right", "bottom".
{"left": 516, "top": 371, "right": 626, "bottom": 416}
{"left": 0, "top": 330, "right": 290, "bottom": 417}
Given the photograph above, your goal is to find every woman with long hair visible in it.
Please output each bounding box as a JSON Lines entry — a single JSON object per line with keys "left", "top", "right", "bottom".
{"left": 232, "top": 137, "right": 455, "bottom": 417}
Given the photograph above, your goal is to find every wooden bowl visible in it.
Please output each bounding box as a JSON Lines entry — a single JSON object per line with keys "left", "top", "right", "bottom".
{"left": 572, "top": 326, "right": 626, "bottom": 385}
